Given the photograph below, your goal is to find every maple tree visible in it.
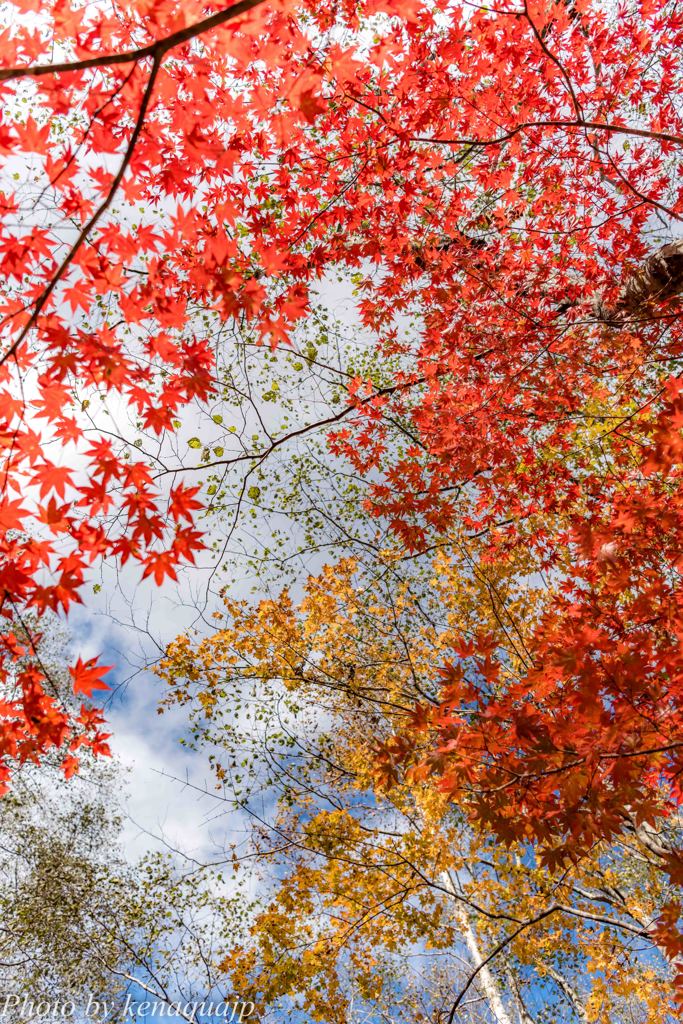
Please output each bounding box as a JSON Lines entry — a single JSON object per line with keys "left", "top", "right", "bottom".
{"left": 159, "top": 557, "right": 682, "bottom": 1022}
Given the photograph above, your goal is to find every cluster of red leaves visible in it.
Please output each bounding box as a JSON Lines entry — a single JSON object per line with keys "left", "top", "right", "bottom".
{"left": 375, "top": 384, "right": 683, "bottom": 874}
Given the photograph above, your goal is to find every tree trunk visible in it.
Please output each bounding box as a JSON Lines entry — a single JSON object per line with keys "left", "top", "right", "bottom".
{"left": 593, "top": 239, "right": 683, "bottom": 324}
{"left": 440, "top": 870, "right": 515, "bottom": 1024}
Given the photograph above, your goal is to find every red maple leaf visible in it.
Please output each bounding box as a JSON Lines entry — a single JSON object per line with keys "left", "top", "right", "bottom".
{"left": 69, "top": 657, "right": 112, "bottom": 698}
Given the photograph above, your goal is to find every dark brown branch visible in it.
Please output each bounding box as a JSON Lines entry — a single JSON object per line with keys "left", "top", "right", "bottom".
{"left": 523, "top": 1, "right": 583, "bottom": 122}
{"left": 0, "top": 0, "right": 267, "bottom": 81}
{"left": 446, "top": 903, "right": 651, "bottom": 1024}
{"left": 152, "top": 376, "right": 426, "bottom": 478}
{"left": 446, "top": 908, "right": 557, "bottom": 1024}
{"left": 413, "top": 119, "right": 683, "bottom": 149}
{"left": 0, "top": 58, "right": 161, "bottom": 368}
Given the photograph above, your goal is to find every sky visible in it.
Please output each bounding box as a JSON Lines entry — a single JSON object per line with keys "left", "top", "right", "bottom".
{"left": 64, "top": 271, "right": 377, "bottom": 865}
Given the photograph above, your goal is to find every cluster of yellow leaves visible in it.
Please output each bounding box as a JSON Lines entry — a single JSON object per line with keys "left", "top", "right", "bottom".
{"left": 157, "top": 545, "right": 679, "bottom": 1023}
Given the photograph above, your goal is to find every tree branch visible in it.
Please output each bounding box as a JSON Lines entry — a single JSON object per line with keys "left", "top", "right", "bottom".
{"left": 0, "top": 0, "right": 267, "bottom": 81}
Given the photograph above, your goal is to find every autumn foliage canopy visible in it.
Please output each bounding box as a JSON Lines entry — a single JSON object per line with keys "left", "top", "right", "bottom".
{"left": 0, "top": 0, "right": 682, "bottom": 940}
